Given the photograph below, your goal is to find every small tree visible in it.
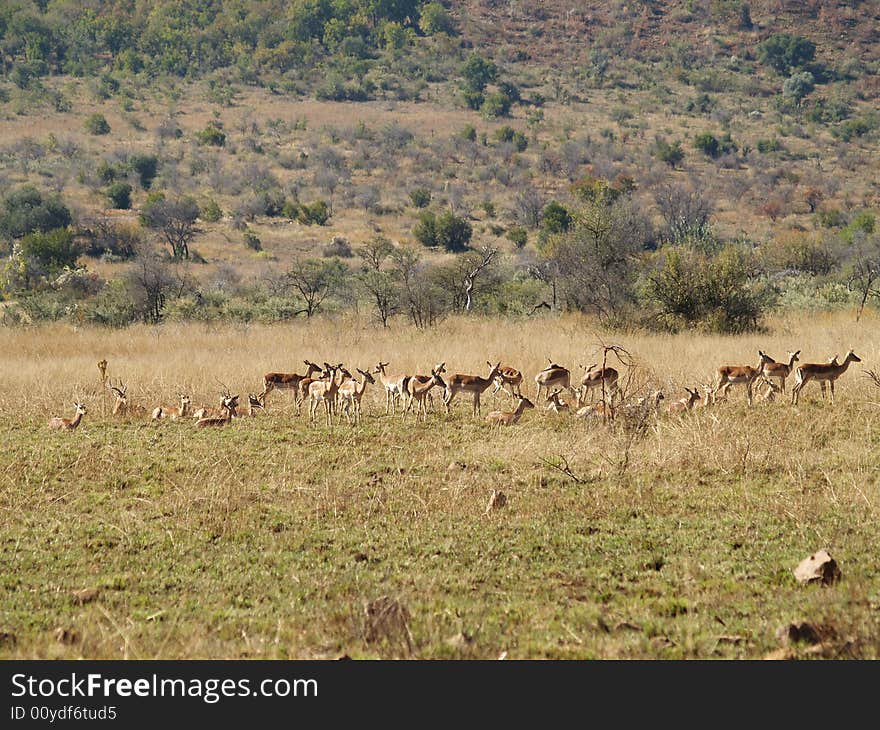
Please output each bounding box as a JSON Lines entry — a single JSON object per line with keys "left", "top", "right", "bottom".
{"left": 106, "top": 182, "right": 132, "bottom": 210}
{"left": 758, "top": 33, "right": 816, "bottom": 75}
{"left": 435, "top": 211, "right": 473, "bottom": 252}
{"left": 0, "top": 186, "right": 72, "bottom": 244}
{"left": 21, "top": 228, "right": 79, "bottom": 275}
{"left": 655, "top": 138, "right": 684, "bottom": 168}
{"left": 286, "top": 258, "right": 344, "bottom": 318}
{"left": 84, "top": 113, "right": 111, "bottom": 135}
{"left": 782, "top": 71, "right": 815, "bottom": 106}
{"left": 129, "top": 154, "right": 159, "bottom": 189}
{"left": 542, "top": 201, "right": 572, "bottom": 234}
{"left": 357, "top": 236, "right": 398, "bottom": 327}
{"left": 140, "top": 195, "right": 201, "bottom": 259}
{"left": 419, "top": 2, "right": 455, "bottom": 35}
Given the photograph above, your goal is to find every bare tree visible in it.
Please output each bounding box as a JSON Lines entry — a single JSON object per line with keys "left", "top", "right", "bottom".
{"left": 462, "top": 246, "right": 498, "bottom": 312}
{"left": 847, "top": 233, "right": 880, "bottom": 322}
{"left": 512, "top": 187, "right": 545, "bottom": 229}
{"left": 653, "top": 181, "right": 714, "bottom": 244}
{"left": 391, "top": 246, "right": 446, "bottom": 328}
{"left": 357, "top": 236, "right": 398, "bottom": 327}
{"left": 140, "top": 195, "right": 201, "bottom": 259}
{"left": 286, "top": 258, "right": 345, "bottom": 318}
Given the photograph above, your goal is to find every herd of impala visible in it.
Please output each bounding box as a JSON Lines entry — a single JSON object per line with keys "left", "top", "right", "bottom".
{"left": 47, "top": 348, "right": 866, "bottom": 431}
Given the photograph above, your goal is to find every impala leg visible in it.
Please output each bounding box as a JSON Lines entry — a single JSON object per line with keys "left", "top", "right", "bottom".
{"left": 830, "top": 380, "right": 835, "bottom": 405}
{"left": 819, "top": 382, "right": 827, "bottom": 400}
{"left": 444, "top": 388, "right": 455, "bottom": 414}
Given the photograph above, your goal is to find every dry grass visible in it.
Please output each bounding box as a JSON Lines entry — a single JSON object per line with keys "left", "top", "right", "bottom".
{"left": 1, "top": 311, "right": 880, "bottom": 659}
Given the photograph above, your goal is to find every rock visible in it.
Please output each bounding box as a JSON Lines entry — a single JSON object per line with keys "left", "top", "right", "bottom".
{"left": 485, "top": 489, "right": 507, "bottom": 513}
{"left": 793, "top": 549, "right": 841, "bottom": 585}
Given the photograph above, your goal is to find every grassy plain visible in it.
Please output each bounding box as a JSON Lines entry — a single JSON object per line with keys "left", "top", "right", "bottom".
{"left": 1, "top": 310, "right": 879, "bottom": 659}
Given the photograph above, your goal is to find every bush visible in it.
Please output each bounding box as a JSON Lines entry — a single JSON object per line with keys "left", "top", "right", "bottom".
{"left": 129, "top": 154, "right": 159, "bottom": 189}
{"left": 243, "top": 232, "right": 262, "bottom": 251}
{"left": 323, "top": 235, "right": 353, "bottom": 258}
{"left": 201, "top": 199, "right": 222, "bottom": 222}
{"left": 460, "top": 124, "right": 477, "bottom": 142}
{"left": 196, "top": 123, "right": 226, "bottom": 147}
{"left": 0, "top": 186, "right": 72, "bottom": 242}
{"left": 756, "top": 138, "right": 782, "bottom": 153}
{"left": 782, "top": 71, "right": 815, "bottom": 105}
{"left": 481, "top": 92, "right": 512, "bottom": 119}
{"left": 758, "top": 33, "right": 816, "bottom": 74}
{"left": 105, "top": 182, "right": 132, "bottom": 210}
{"left": 297, "top": 200, "right": 330, "bottom": 226}
{"left": 21, "top": 229, "right": 79, "bottom": 274}
{"left": 84, "top": 113, "right": 111, "bottom": 135}
{"left": 542, "top": 202, "right": 572, "bottom": 234}
{"left": 693, "top": 131, "right": 737, "bottom": 159}
{"left": 419, "top": 2, "right": 456, "bottom": 35}
{"left": 414, "top": 211, "right": 473, "bottom": 252}
{"left": 409, "top": 188, "right": 432, "bottom": 208}
{"left": 507, "top": 226, "right": 527, "bottom": 248}
{"left": 655, "top": 138, "right": 684, "bottom": 168}
{"left": 836, "top": 117, "right": 875, "bottom": 142}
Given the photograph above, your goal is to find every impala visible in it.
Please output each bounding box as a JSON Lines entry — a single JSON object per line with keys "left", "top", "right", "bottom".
{"left": 666, "top": 387, "right": 701, "bottom": 414}
{"left": 49, "top": 402, "right": 87, "bottom": 430}
{"left": 373, "top": 361, "right": 409, "bottom": 414}
{"left": 245, "top": 392, "right": 266, "bottom": 416}
{"left": 791, "top": 349, "right": 862, "bottom": 405}
{"left": 489, "top": 362, "right": 524, "bottom": 398}
{"left": 534, "top": 360, "right": 574, "bottom": 401}
{"left": 298, "top": 362, "right": 344, "bottom": 414}
{"left": 339, "top": 367, "right": 375, "bottom": 425}
{"left": 444, "top": 362, "right": 502, "bottom": 417}
{"left": 403, "top": 362, "right": 446, "bottom": 414}
{"left": 404, "top": 368, "right": 446, "bottom": 421}
{"left": 758, "top": 350, "right": 800, "bottom": 393}
{"left": 263, "top": 360, "right": 322, "bottom": 404}
{"left": 714, "top": 355, "right": 765, "bottom": 405}
{"left": 152, "top": 394, "right": 191, "bottom": 420}
{"left": 578, "top": 364, "right": 620, "bottom": 404}
{"left": 574, "top": 401, "right": 610, "bottom": 420}
{"left": 545, "top": 388, "right": 570, "bottom": 414}
{"left": 754, "top": 376, "right": 783, "bottom": 403}
{"left": 618, "top": 390, "right": 664, "bottom": 421}
{"left": 196, "top": 395, "right": 239, "bottom": 427}
{"left": 308, "top": 364, "right": 342, "bottom": 426}
{"left": 106, "top": 380, "right": 128, "bottom": 416}
{"left": 485, "top": 396, "right": 535, "bottom": 426}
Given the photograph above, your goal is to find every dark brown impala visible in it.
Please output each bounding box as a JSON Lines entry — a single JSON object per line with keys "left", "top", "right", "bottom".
{"left": 791, "top": 350, "right": 862, "bottom": 405}
{"left": 263, "top": 360, "right": 322, "bottom": 403}
{"left": 444, "top": 362, "right": 502, "bottom": 417}
{"left": 758, "top": 350, "right": 800, "bottom": 393}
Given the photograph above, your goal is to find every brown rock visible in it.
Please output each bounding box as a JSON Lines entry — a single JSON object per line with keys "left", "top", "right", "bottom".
{"left": 793, "top": 549, "right": 841, "bottom": 585}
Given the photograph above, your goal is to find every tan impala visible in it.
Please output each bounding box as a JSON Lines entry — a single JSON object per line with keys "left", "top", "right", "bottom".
{"left": 403, "top": 362, "right": 447, "bottom": 414}
{"left": 196, "top": 395, "right": 239, "bottom": 427}
{"left": 372, "top": 361, "right": 409, "bottom": 414}
{"left": 106, "top": 379, "right": 128, "bottom": 416}
{"left": 489, "top": 362, "right": 524, "bottom": 398}
{"left": 545, "top": 388, "right": 570, "bottom": 414}
{"left": 338, "top": 367, "right": 375, "bottom": 425}
{"left": 152, "top": 393, "right": 191, "bottom": 420}
{"left": 758, "top": 350, "right": 800, "bottom": 393}
{"left": 298, "top": 362, "right": 344, "bottom": 414}
{"left": 791, "top": 349, "right": 862, "bottom": 405}
{"left": 666, "top": 387, "right": 701, "bottom": 414}
{"left": 444, "top": 362, "right": 502, "bottom": 417}
{"left": 485, "top": 396, "right": 535, "bottom": 426}
{"left": 714, "top": 355, "right": 766, "bottom": 405}
{"left": 49, "top": 402, "right": 87, "bottom": 430}
{"left": 534, "top": 360, "right": 574, "bottom": 401}
{"left": 578, "top": 364, "right": 620, "bottom": 404}
{"left": 404, "top": 368, "right": 446, "bottom": 421}
{"left": 308, "top": 364, "right": 343, "bottom": 426}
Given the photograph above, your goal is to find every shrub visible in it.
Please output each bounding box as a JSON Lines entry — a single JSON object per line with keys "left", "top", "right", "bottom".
{"left": 836, "top": 117, "right": 875, "bottom": 142}
{"left": 758, "top": 33, "right": 816, "bottom": 74}
{"left": 106, "top": 182, "right": 132, "bottom": 210}
{"left": 0, "top": 186, "right": 72, "bottom": 242}
{"left": 655, "top": 138, "right": 684, "bottom": 168}
{"left": 507, "top": 226, "right": 527, "bottom": 248}
{"left": 297, "top": 200, "right": 330, "bottom": 226}
{"left": 201, "top": 199, "right": 222, "bottom": 222}
{"left": 196, "top": 123, "right": 226, "bottom": 147}
{"left": 459, "top": 124, "right": 477, "bottom": 142}
{"left": 542, "top": 202, "right": 572, "bottom": 234}
{"left": 129, "top": 154, "right": 159, "bottom": 189}
{"left": 244, "top": 232, "right": 262, "bottom": 251}
{"left": 756, "top": 138, "right": 782, "bottom": 153}
{"left": 694, "top": 132, "right": 720, "bottom": 158}
{"left": 21, "top": 228, "right": 79, "bottom": 274}
{"left": 419, "top": 2, "right": 456, "bottom": 35}
{"left": 782, "top": 71, "right": 815, "bottom": 105}
{"left": 409, "top": 188, "right": 432, "bottom": 208}
{"left": 84, "top": 113, "right": 111, "bottom": 135}
{"left": 323, "top": 235, "right": 353, "bottom": 258}
{"left": 414, "top": 211, "right": 473, "bottom": 252}
{"left": 481, "top": 92, "right": 512, "bottom": 119}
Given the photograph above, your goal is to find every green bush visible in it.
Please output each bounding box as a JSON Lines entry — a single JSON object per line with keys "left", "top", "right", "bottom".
{"left": 409, "top": 188, "right": 432, "bottom": 208}
{"left": 244, "top": 232, "right": 262, "bottom": 251}
{"left": 106, "top": 182, "right": 132, "bottom": 210}
{"left": 542, "top": 202, "right": 572, "bottom": 234}
{"left": 201, "top": 199, "right": 222, "bottom": 222}
{"left": 507, "top": 226, "right": 527, "bottom": 249}
{"left": 480, "top": 92, "right": 512, "bottom": 119}
{"left": 297, "top": 200, "right": 330, "bottom": 226}
{"left": 21, "top": 228, "right": 79, "bottom": 274}
{"left": 196, "top": 123, "right": 226, "bottom": 147}
{"left": 655, "top": 138, "right": 684, "bottom": 168}
{"left": 756, "top": 138, "right": 782, "bottom": 153}
{"left": 129, "top": 154, "right": 159, "bottom": 189}
{"left": 84, "top": 113, "right": 111, "bottom": 135}
{"left": 758, "top": 33, "right": 816, "bottom": 74}
{"left": 414, "top": 211, "right": 473, "bottom": 252}
{"left": 419, "top": 2, "right": 456, "bottom": 35}
{"left": 0, "top": 186, "right": 72, "bottom": 242}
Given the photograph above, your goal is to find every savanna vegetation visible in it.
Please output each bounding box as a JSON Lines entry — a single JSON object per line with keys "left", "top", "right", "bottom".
{"left": 1, "top": 1, "right": 879, "bottom": 659}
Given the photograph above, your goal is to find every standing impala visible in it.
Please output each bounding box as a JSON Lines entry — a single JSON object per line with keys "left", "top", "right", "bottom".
{"left": 714, "top": 355, "right": 766, "bottom": 405}
{"left": 758, "top": 350, "right": 800, "bottom": 393}
{"left": 263, "top": 360, "right": 322, "bottom": 404}
{"left": 444, "top": 362, "right": 502, "bottom": 417}
{"left": 308, "top": 364, "right": 342, "bottom": 426}
{"left": 373, "top": 362, "right": 409, "bottom": 414}
{"left": 404, "top": 368, "right": 446, "bottom": 421}
{"left": 578, "top": 364, "right": 620, "bottom": 404}
{"left": 791, "top": 349, "right": 862, "bottom": 405}
{"left": 489, "top": 362, "right": 524, "bottom": 398}
{"left": 534, "top": 360, "right": 574, "bottom": 401}
{"left": 49, "top": 402, "right": 87, "bottom": 430}
{"left": 338, "top": 368, "right": 375, "bottom": 425}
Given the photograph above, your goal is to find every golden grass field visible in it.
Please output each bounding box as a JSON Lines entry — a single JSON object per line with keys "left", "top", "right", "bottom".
{"left": 1, "top": 310, "right": 879, "bottom": 659}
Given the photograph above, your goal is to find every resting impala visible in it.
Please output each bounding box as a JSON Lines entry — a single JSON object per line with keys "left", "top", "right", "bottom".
{"left": 338, "top": 368, "right": 375, "bottom": 425}
{"left": 618, "top": 390, "right": 664, "bottom": 421}
{"left": 714, "top": 355, "right": 765, "bottom": 405}
{"left": 758, "top": 350, "right": 800, "bottom": 393}
{"left": 196, "top": 395, "right": 239, "bottom": 427}
{"left": 485, "top": 396, "right": 535, "bottom": 426}
{"left": 545, "top": 388, "right": 570, "bottom": 414}
{"left": 263, "top": 360, "right": 322, "bottom": 404}
{"left": 666, "top": 387, "right": 701, "bottom": 414}
{"left": 444, "top": 362, "right": 502, "bottom": 417}
{"left": 578, "top": 364, "right": 620, "bottom": 404}
{"left": 152, "top": 394, "right": 191, "bottom": 420}
{"left": 106, "top": 380, "right": 128, "bottom": 416}
{"left": 404, "top": 368, "right": 446, "bottom": 421}
{"left": 791, "top": 349, "right": 862, "bottom": 405}
{"left": 49, "top": 402, "right": 87, "bottom": 430}
{"left": 373, "top": 362, "right": 409, "bottom": 414}
{"left": 754, "top": 376, "right": 783, "bottom": 403}
{"left": 245, "top": 392, "right": 266, "bottom": 416}
{"left": 534, "top": 360, "right": 574, "bottom": 401}
{"left": 490, "top": 362, "right": 524, "bottom": 398}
